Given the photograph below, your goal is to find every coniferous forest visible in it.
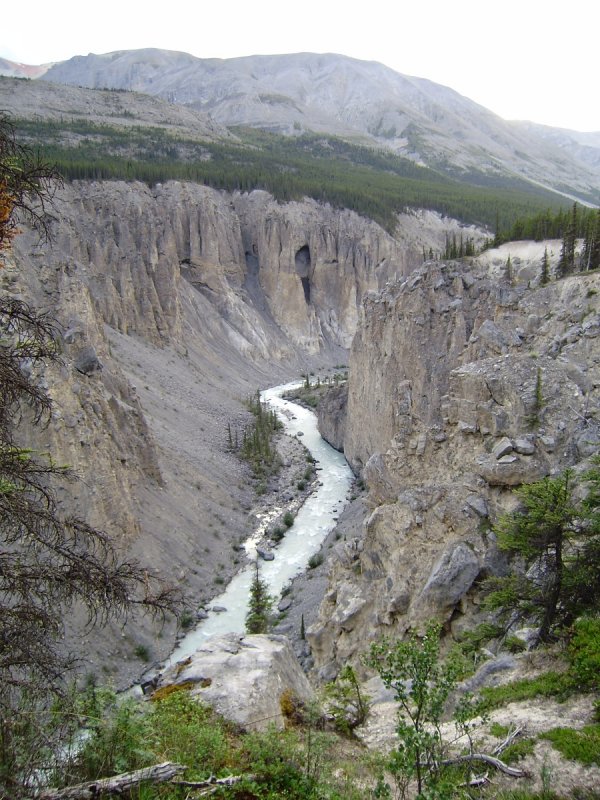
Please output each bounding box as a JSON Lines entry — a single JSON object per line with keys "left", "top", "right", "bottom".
{"left": 13, "top": 117, "right": 572, "bottom": 235}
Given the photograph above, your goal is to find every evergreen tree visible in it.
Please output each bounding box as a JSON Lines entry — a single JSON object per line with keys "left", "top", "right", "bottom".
{"left": 245, "top": 560, "right": 274, "bottom": 634}
{"left": 540, "top": 246, "right": 550, "bottom": 285}
{"left": 482, "top": 462, "right": 600, "bottom": 643}
{"left": 557, "top": 202, "right": 578, "bottom": 276}
{"left": 581, "top": 209, "right": 600, "bottom": 271}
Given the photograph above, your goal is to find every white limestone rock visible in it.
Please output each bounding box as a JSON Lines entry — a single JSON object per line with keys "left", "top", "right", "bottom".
{"left": 156, "top": 633, "right": 314, "bottom": 730}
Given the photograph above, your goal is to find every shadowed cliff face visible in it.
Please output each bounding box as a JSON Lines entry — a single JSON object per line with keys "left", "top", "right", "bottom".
{"left": 309, "top": 254, "right": 600, "bottom": 677}
{"left": 7, "top": 179, "right": 440, "bottom": 683}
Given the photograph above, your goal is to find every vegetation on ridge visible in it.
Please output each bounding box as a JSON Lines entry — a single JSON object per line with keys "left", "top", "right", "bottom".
{"left": 11, "top": 115, "right": 571, "bottom": 233}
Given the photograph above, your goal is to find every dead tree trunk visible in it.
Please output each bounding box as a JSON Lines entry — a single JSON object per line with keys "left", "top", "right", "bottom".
{"left": 37, "top": 761, "right": 186, "bottom": 799}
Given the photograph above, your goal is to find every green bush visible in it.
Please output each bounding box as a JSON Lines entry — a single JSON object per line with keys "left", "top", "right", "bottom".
{"left": 568, "top": 617, "right": 600, "bottom": 689}
{"left": 271, "top": 525, "right": 285, "bottom": 542}
{"left": 308, "top": 552, "right": 324, "bottom": 569}
{"left": 179, "top": 609, "right": 195, "bottom": 631}
{"left": 133, "top": 644, "right": 150, "bottom": 662}
{"left": 283, "top": 511, "right": 295, "bottom": 528}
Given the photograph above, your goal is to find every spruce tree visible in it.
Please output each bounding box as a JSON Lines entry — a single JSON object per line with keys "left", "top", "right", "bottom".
{"left": 540, "top": 246, "right": 550, "bottom": 285}
{"left": 482, "top": 463, "right": 600, "bottom": 643}
{"left": 558, "top": 202, "right": 578, "bottom": 276}
{"left": 245, "top": 560, "right": 274, "bottom": 634}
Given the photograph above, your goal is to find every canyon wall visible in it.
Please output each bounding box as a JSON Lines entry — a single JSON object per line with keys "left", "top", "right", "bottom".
{"left": 309, "top": 251, "right": 600, "bottom": 677}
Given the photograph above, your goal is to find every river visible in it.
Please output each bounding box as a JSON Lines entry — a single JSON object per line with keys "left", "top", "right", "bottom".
{"left": 163, "top": 380, "right": 353, "bottom": 666}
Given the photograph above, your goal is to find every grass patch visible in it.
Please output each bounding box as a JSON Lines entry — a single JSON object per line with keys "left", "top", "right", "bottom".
{"left": 479, "top": 671, "right": 575, "bottom": 711}
{"left": 502, "top": 737, "right": 537, "bottom": 764}
{"left": 489, "top": 722, "right": 511, "bottom": 737}
{"left": 540, "top": 724, "right": 600, "bottom": 766}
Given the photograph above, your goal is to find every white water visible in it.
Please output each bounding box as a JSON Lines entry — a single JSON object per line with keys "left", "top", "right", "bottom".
{"left": 164, "top": 380, "right": 353, "bottom": 666}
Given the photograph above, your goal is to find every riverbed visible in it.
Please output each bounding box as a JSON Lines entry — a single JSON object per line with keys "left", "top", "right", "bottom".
{"left": 163, "top": 381, "right": 354, "bottom": 667}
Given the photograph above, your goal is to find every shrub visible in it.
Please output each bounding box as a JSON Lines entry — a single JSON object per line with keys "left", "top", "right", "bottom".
{"left": 502, "top": 737, "right": 536, "bottom": 764}
{"left": 308, "top": 552, "right": 324, "bottom": 569}
{"left": 271, "top": 525, "right": 285, "bottom": 542}
{"left": 568, "top": 616, "right": 600, "bottom": 689}
{"left": 133, "top": 644, "right": 150, "bottom": 662}
{"left": 540, "top": 724, "right": 600, "bottom": 765}
{"left": 479, "top": 671, "right": 575, "bottom": 711}
{"left": 283, "top": 511, "right": 295, "bottom": 528}
{"left": 179, "top": 609, "right": 195, "bottom": 631}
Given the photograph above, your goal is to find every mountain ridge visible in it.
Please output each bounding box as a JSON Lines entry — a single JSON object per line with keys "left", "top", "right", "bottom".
{"left": 2, "top": 49, "right": 599, "bottom": 205}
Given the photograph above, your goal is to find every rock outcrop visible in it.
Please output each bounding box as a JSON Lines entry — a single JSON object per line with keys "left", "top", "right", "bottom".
{"left": 310, "top": 252, "right": 600, "bottom": 676}
{"left": 317, "top": 384, "right": 348, "bottom": 451}
{"left": 154, "top": 633, "right": 314, "bottom": 730}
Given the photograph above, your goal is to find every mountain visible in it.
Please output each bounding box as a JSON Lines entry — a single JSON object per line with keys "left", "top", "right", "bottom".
{"left": 514, "top": 120, "right": 600, "bottom": 172}
{"left": 32, "top": 48, "right": 600, "bottom": 205}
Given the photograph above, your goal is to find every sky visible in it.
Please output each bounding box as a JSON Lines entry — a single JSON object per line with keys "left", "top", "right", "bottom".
{"left": 2, "top": 0, "right": 598, "bottom": 132}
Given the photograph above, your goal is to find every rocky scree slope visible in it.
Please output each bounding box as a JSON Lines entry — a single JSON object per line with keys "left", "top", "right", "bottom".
{"left": 309, "top": 247, "right": 600, "bottom": 676}
{"left": 6, "top": 178, "right": 452, "bottom": 683}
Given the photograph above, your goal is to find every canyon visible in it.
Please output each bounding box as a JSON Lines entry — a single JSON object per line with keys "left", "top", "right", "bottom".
{"left": 2, "top": 63, "right": 600, "bottom": 792}
{"left": 6, "top": 177, "right": 470, "bottom": 683}
{"left": 7, "top": 170, "right": 599, "bottom": 696}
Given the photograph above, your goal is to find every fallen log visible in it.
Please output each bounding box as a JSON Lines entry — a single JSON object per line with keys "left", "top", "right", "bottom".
{"left": 37, "top": 761, "right": 186, "bottom": 799}
{"left": 441, "top": 753, "right": 525, "bottom": 778}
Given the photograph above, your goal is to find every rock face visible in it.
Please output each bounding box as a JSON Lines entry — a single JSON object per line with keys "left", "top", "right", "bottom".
{"left": 155, "top": 633, "right": 314, "bottom": 730}
{"left": 309, "top": 255, "right": 600, "bottom": 676}
{"left": 317, "top": 384, "right": 348, "bottom": 451}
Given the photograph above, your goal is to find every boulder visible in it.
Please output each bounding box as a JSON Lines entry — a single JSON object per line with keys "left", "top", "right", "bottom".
{"left": 74, "top": 346, "right": 103, "bottom": 375}
{"left": 417, "top": 541, "right": 479, "bottom": 613}
{"left": 155, "top": 633, "right": 314, "bottom": 730}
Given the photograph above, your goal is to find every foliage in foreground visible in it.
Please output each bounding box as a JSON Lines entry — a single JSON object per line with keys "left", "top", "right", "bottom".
{"left": 0, "top": 114, "right": 181, "bottom": 799}
{"left": 365, "top": 621, "right": 482, "bottom": 799}
{"left": 53, "top": 688, "right": 373, "bottom": 799}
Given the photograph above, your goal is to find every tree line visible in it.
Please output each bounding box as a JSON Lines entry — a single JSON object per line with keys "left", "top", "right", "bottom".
{"left": 13, "top": 117, "right": 569, "bottom": 235}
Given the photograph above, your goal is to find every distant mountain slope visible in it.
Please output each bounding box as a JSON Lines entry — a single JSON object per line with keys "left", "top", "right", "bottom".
{"left": 36, "top": 48, "right": 599, "bottom": 204}
{"left": 0, "top": 57, "right": 51, "bottom": 79}
{"left": 514, "top": 121, "right": 600, "bottom": 172}
{"left": 0, "top": 75, "right": 232, "bottom": 142}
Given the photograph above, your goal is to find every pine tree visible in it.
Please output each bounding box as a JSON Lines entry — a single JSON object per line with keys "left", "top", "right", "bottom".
{"left": 557, "top": 202, "right": 578, "bottom": 277}
{"left": 540, "top": 246, "right": 550, "bottom": 285}
{"left": 581, "top": 209, "right": 600, "bottom": 271}
{"left": 245, "top": 560, "right": 273, "bottom": 634}
{"left": 482, "top": 463, "right": 600, "bottom": 643}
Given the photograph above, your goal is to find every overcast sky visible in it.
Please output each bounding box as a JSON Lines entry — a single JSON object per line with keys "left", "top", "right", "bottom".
{"left": 2, "top": 0, "right": 598, "bottom": 132}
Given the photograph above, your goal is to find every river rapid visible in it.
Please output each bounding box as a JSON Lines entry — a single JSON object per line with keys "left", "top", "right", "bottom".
{"left": 163, "top": 380, "right": 353, "bottom": 666}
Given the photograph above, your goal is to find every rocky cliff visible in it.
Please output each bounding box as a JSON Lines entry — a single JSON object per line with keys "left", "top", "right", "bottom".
{"left": 309, "top": 244, "right": 600, "bottom": 676}
{"left": 7, "top": 179, "right": 450, "bottom": 682}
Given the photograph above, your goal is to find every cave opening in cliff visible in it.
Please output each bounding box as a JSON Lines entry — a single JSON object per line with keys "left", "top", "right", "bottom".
{"left": 295, "top": 245, "right": 311, "bottom": 304}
